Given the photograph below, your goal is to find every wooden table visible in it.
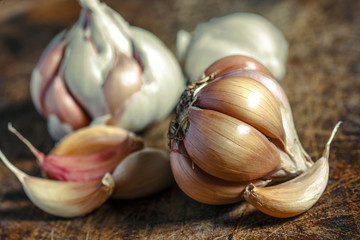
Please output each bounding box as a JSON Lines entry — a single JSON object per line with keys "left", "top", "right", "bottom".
{"left": 0, "top": 0, "right": 359, "bottom": 239}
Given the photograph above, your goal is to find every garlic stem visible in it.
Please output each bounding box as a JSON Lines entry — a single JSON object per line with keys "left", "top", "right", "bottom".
{"left": 8, "top": 123, "right": 45, "bottom": 163}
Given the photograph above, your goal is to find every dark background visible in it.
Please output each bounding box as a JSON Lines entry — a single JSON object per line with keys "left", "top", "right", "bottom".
{"left": 0, "top": 0, "right": 359, "bottom": 239}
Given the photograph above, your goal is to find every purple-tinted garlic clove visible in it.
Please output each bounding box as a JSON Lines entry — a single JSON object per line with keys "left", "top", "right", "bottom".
{"left": 8, "top": 124, "right": 143, "bottom": 182}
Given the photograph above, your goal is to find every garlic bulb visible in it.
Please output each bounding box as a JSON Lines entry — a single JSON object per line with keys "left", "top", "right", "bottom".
{"left": 177, "top": 13, "right": 288, "bottom": 81}
{"left": 169, "top": 55, "right": 341, "bottom": 217}
{"left": 31, "top": 0, "right": 185, "bottom": 140}
{"left": 1, "top": 124, "right": 174, "bottom": 217}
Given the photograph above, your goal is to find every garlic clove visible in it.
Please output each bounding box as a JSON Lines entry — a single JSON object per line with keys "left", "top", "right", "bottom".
{"left": 244, "top": 122, "right": 341, "bottom": 218}
{"left": 170, "top": 142, "right": 269, "bottom": 205}
{"left": 179, "top": 13, "right": 288, "bottom": 81}
{"left": 214, "top": 69, "right": 313, "bottom": 172}
{"left": 204, "top": 55, "right": 274, "bottom": 78}
{"left": 30, "top": 31, "right": 67, "bottom": 114}
{"left": 8, "top": 124, "right": 143, "bottom": 182}
{"left": 102, "top": 52, "right": 143, "bottom": 126}
{"left": 195, "top": 76, "right": 285, "bottom": 145}
{"left": 0, "top": 151, "right": 114, "bottom": 218}
{"left": 30, "top": 30, "right": 91, "bottom": 135}
{"left": 183, "top": 107, "right": 282, "bottom": 182}
{"left": 110, "top": 26, "right": 185, "bottom": 132}
{"left": 61, "top": 0, "right": 131, "bottom": 119}
{"left": 43, "top": 75, "right": 90, "bottom": 130}
{"left": 111, "top": 148, "right": 173, "bottom": 199}
{"left": 51, "top": 124, "right": 137, "bottom": 155}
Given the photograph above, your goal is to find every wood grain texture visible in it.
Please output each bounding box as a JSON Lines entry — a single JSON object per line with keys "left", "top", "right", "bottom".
{"left": 0, "top": 0, "right": 359, "bottom": 239}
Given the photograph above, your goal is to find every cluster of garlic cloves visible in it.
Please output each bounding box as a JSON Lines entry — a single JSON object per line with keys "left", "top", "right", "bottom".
{"left": 169, "top": 55, "right": 341, "bottom": 218}
{"left": 0, "top": 124, "right": 174, "bottom": 217}
{"left": 177, "top": 13, "right": 288, "bottom": 82}
{"left": 31, "top": 0, "right": 185, "bottom": 140}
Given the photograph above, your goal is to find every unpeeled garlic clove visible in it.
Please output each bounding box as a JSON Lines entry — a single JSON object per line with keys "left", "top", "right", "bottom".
{"left": 170, "top": 142, "right": 269, "bottom": 205}
{"left": 43, "top": 75, "right": 91, "bottom": 131}
{"left": 183, "top": 107, "right": 282, "bottom": 182}
{"left": 244, "top": 122, "right": 341, "bottom": 218}
{"left": 102, "top": 52, "right": 143, "bottom": 126}
{"left": 111, "top": 148, "right": 173, "bottom": 199}
{"left": 204, "top": 55, "right": 274, "bottom": 79}
{"left": 177, "top": 13, "right": 288, "bottom": 81}
{"left": 0, "top": 151, "right": 114, "bottom": 218}
{"left": 212, "top": 68, "right": 312, "bottom": 172}
{"left": 8, "top": 124, "right": 143, "bottom": 182}
{"left": 195, "top": 75, "right": 285, "bottom": 145}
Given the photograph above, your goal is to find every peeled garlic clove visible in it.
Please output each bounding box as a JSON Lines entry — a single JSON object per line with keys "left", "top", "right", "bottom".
{"left": 195, "top": 76, "right": 285, "bottom": 144}
{"left": 9, "top": 124, "right": 143, "bottom": 181}
{"left": 170, "top": 142, "right": 269, "bottom": 205}
{"left": 183, "top": 107, "right": 282, "bottom": 182}
{"left": 0, "top": 151, "right": 114, "bottom": 218}
{"left": 244, "top": 122, "right": 341, "bottom": 218}
{"left": 31, "top": 0, "right": 185, "bottom": 140}
{"left": 112, "top": 148, "right": 173, "bottom": 199}
{"left": 178, "top": 13, "right": 288, "bottom": 81}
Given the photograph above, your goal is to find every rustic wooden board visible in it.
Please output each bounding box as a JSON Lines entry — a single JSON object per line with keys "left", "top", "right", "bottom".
{"left": 0, "top": 0, "right": 359, "bottom": 239}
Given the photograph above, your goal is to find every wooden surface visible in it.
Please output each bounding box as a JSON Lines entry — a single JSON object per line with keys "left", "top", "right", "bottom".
{"left": 0, "top": 0, "right": 359, "bottom": 239}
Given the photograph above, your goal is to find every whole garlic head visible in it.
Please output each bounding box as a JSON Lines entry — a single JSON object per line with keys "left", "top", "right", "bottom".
{"left": 31, "top": 0, "right": 185, "bottom": 140}
{"left": 169, "top": 55, "right": 341, "bottom": 218}
{"left": 177, "top": 13, "right": 288, "bottom": 81}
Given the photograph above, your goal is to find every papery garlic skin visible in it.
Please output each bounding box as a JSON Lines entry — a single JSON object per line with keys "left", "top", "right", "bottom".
{"left": 112, "top": 27, "right": 185, "bottom": 131}
{"left": 31, "top": 0, "right": 184, "bottom": 140}
{"left": 177, "top": 13, "right": 288, "bottom": 81}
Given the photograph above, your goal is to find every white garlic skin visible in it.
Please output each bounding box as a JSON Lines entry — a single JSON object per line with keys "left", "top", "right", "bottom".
{"left": 177, "top": 13, "right": 288, "bottom": 81}
{"left": 31, "top": 0, "right": 185, "bottom": 140}
{"left": 112, "top": 27, "right": 185, "bottom": 131}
